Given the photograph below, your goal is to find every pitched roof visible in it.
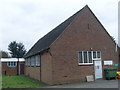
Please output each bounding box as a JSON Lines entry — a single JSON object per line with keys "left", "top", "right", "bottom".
{"left": 25, "top": 5, "right": 116, "bottom": 58}
{"left": 25, "top": 5, "right": 87, "bottom": 58}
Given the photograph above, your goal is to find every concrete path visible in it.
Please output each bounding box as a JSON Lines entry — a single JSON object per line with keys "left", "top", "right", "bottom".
{"left": 45, "top": 80, "right": 119, "bottom": 88}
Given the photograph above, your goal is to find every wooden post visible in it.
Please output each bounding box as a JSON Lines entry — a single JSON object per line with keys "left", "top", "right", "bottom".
{"left": 17, "top": 58, "right": 19, "bottom": 75}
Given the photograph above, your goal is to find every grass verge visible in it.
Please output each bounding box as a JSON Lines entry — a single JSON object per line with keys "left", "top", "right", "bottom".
{"left": 2, "top": 75, "right": 46, "bottom": 88}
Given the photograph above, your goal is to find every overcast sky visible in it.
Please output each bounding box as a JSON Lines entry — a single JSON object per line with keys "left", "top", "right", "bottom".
{"left": 0, "top": 0, "right": 119, "bottom": 52}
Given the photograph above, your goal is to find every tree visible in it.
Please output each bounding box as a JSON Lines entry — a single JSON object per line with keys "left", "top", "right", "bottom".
{"left": 111, "top": 36, "right": 116, "bottom": 42}
{"left": 8, "top": 41, "right": 26, "bottom": 58}
{"left": 8, "top": 41, "right": 26, "bottom": 75}
{"left": 0, "top": 51, "right": 10, "bottom": 58}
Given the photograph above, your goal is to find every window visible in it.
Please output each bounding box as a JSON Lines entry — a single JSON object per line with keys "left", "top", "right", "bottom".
{"left": 28, "top": 58, "right": 31, "bottom": 66}
{"left": 93, "top": 51, "right": 96, "bottom": 58}
{"left": 78, "top": 52, "right": 83, "bottom": 63}
{"left": 25, "top": 55, "right": 40, "bottom": 67}
{"left": 93, "top": 51, "right": 101, "bottom": 59}
{"left": 25, "top": 58, "right": 28, "bottom": 66}
{"left": 35, "top": 55, "right": 40, "bottom": 66}
{"left": 78, "top": 51, "right": 93, "bottom": 64}
{"left": 78, "top": 51, "right": 101, "bottom": 65}
{"left": 31, "top": 56, "right": 35, "bottom": 66}
{"left": 84, "top": 51, "right": 87, "bottom": 63}
{"left": 7, "top": 62, "right": 17, "bottom": 67}
{"left": 88, "top": 51, "right": 92, "bottom": 63}
{"left": 97, "top": 51, "right": 101, "bottom": 58}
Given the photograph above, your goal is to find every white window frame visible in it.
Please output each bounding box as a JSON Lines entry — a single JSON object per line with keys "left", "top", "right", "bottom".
{"left": 92, "top": 51, "right": 101, "bottom": 60}
{"left": 7, "top": 62, "right": 17, "bottom": 67}
{"left": 78, "top": 51, "right": 101, "bottom": 65}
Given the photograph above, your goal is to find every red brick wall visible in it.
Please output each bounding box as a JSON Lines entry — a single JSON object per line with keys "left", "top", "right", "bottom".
{"left": 41, "top": 52, "right": 53, "bottom": 84}
{"left": 25, "top": 53, "right": 52, "bottom": 84}
{"left": 49, "top": 7, "right": 119, "bottom": 84}
{"left": 2, "top": 62, "right": 24, "bottom": 75}
{"left": 25, "top": 66, "right": 40, "bottom": 81}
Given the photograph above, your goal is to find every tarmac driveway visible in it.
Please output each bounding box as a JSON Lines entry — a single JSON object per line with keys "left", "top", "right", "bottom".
{"left": 45, "top": 80, "right": 119, "bottom": 88}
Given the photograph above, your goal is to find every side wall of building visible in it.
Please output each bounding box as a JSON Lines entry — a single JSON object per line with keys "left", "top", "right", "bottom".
{"left": 41, "top": 52, "right": 53, "bottom": 84}
{"left": 25, "top": 53, "right": 53, "bottom": 84}
{"left": 25, "top": 67, "right": 41, "bottom": 81}
{"left": 25, "top": 55, "right": 41, "bottom": 81}
{"left": 2, "top": 62, "right": 24, "bottom": 75}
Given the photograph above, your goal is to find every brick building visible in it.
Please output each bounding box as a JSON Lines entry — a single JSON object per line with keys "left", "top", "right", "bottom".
{"left": 24, "top": 5, "right": 119, "bottom": 85}
{"left": 1, "top": 58, "right": 25, "bottom": 75}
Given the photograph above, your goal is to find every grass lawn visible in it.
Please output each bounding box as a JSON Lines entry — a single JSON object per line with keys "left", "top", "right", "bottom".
{"left": 2, "top": 75, "right": 47, "bottom": 88}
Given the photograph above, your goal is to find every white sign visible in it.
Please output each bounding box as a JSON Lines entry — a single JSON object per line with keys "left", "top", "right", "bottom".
{"left": 104, "top": 60, "right": 113, "bottom": 65}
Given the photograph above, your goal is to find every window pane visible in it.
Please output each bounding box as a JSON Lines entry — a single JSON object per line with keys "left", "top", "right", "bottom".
{"left": 84, "top": 51, "right": 87, "bottom": 63}
{"left": 8, "top": 62, "right": 10, "bottom": 66}
{"left": 27, "top": 58, "right": 29, "bottom": 66}
{"left": 14, "top": 62, "right": 15, "bottom": 66}
{"left": 35, "top": 56, "right": 37, "bottom": 66}
{"left": 36, "top": 55, "right": 40, "bottom": 66}
{"left": 26, "top": 58, "right": 28, "bottom": 66}
{"left": 31, "top": 57, "right": 35, "bottom": 66}
{"left": 79, "top": 52, "right": 83, "bottom": 63}
{"left": 28, "top": 58, "right": 31, "bottom": 66}
{"left": 11, "top": 62, "right": 13, "bottom": 66}
{"left": 31, "top": 57, "right": 33, "bottom": 66}
{"left": 97, "top": 51, "right": 100, "bottom": 58}
{"left": 93, "top": 51, "right": 96, "bottom": 58}
{"left": 33, "top": 56, "right": 35, "bottom": 66}
{"left": 88, "top": 51, "right": 92, "bottom": 63}
{"left": 14, "top": 62, "right": 16, "bottom": 66}
{"left": 25, "top": 59, "right": 27, "bottom": 66}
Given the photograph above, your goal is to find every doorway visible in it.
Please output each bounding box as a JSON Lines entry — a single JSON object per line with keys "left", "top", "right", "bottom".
{"left": 19, "top": 64, "right": 24, "bottom": 75}
{"left": 94, "top": 60, "right": 103, "bottom": 79}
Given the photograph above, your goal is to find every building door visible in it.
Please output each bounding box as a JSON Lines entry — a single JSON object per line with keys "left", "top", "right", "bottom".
{"left": 94, "top": 60, "right": 103, "bottom": 79}
{"left": 19, "top": 64, "right": 24, "bottom": 75}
